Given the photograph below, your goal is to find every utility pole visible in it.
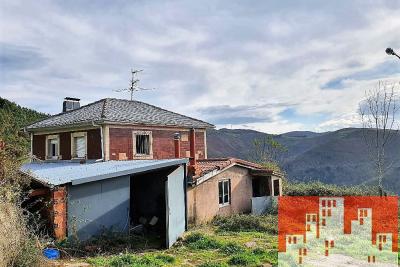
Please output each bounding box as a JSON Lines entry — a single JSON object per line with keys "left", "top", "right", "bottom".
{"left": 114, "top": 69, "right": 154, "bottom": 100}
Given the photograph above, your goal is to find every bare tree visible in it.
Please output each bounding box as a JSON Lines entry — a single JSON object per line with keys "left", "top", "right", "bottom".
{"left": 358, "top": 81, "right": 400, "bottom": 195}
{"left": 251, "top": 135, "right": 288, "bottom": 171}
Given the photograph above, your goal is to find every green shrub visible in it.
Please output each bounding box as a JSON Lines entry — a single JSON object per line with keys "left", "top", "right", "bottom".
{"left": 96, "top": 253, "right": 174, "bottom": 267}
{"left": 155, "top": 254, "right": 175, "bottom": 264}
{"left": 185, "top": 232, "right": 205, "bottom": 243}
{"left": 284, "top": 181, "right": 382, "bottom": 196}
{"left": 228, "top": 253, "right": 260, "bottom": 266}
{"left": 198, "top": 262, "right": 229, "bottom": 267}
{"left": 213, "top": 214, "right": 278, "bottom": 234}
{"left": 185, "top": 232, "right": 222, "bottom": 250}
{"left": 109, "top": 254, "right": 137, "bottom": 267}
{"left": 251, "top": 248, "right": 265, "bottom": 255}
{"left": 220, "top": 242, "right": 245, "bottom": 255}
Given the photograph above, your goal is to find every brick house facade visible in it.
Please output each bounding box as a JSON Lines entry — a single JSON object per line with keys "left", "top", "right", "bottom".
{"left": 25, "top": 97, "right": 282, "bottom": 239}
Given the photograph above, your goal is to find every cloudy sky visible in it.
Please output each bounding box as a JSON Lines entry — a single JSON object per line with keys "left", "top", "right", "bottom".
{"left": 1, "top": 0, "right": 400, "bottom": 134}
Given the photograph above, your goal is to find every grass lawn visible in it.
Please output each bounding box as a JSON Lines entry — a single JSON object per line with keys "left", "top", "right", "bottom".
{"left": 81, "top": 215, "right": 278, "bottom": 267}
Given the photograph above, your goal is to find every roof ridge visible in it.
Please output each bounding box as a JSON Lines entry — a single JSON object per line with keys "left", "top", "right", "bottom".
{"left": 26, "top": 98, "right": 106, "bottom": 128}
{"left": 100, "top": 98, "right": 108, "bottom": 119}
{"left": 197, "top": 158, "right": 231, "bottom": 162}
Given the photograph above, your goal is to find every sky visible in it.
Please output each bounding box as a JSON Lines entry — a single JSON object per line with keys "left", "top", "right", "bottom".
{"left": 1, "top": 0, "right": 400, "bottom": 134}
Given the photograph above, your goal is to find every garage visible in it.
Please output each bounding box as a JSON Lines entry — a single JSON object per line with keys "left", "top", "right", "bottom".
{"left": 21, "top": 159, "right": 188, "bottom": 248}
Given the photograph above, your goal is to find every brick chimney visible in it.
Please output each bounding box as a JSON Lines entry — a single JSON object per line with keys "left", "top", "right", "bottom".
{"left": 188, "top": 128, "right": 201, "bottom": 177}
{"left": 174, "top": 133, "right": 181, "bottom": 158}
{"left": 63, "top": 97, "right": 80, "bottom": 112}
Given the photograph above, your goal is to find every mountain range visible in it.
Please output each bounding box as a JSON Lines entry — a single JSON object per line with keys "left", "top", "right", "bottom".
{"left": 207, "top": 128, "right": 400, "bottom": 193}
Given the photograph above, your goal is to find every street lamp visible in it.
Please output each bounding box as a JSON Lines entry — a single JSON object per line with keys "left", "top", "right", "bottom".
{"left": 386, "top": 47, "right": 400, "bottom": 60}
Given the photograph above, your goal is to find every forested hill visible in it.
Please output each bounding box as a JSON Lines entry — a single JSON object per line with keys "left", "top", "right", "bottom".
{"left": 207, "top": 128, "right": 400, "bottom": 193}
{"left": 0, "top": 97, "right": 48, "bottom": 129}
{"left": 0, "top": 97, "right": 48, "bottom": 152}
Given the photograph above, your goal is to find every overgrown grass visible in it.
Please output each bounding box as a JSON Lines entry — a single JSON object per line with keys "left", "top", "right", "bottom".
{"left": 228, "top": 253, "right": 260, "bottom": 266}
{"left": 219, "top": 242, "right": 245, "bottom": 255}
{"left": 0, "top": 124, "right": 47, "bottom": 267}
{"left": 213, "top": 214, "right": 278, "bottom": 235}
{"left": 184, "top": 232, "right": 222, "bottom": 250}
{"left": 88, "top": 253, "right": 176, "bottom": 267}
{"left": 85, "top": 215, "right": 279, "bottom": 266}
{"left": 57, "top": 230, "right": 164, "bottom": 257}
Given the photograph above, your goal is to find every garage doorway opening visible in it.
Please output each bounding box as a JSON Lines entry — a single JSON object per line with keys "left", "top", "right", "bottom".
{"left": 130, "top": 167, "right": 176, "bottom": 247}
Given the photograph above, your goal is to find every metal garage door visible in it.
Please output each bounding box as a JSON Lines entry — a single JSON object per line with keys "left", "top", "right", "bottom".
{"left": 166, "top": 165, "right": 186, "bottom": 248}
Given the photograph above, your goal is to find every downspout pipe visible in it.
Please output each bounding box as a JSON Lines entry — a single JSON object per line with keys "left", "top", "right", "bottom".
{"left": 92, "top": 121, "right": 104, "bottom": 161}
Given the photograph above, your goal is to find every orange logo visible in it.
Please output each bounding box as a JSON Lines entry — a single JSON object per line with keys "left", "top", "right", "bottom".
{"left": 278, "top": 196, "right": 398, "bottom": 266}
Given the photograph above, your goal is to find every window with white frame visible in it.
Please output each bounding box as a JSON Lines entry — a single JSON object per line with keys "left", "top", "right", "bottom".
{"left": 132, "top": 131, "right": 152, "bottom": 158}
{"left": 71, "top": 132, "right": 87, "bottom": 159}
{"left": 218, "top": 179, "right": 230, "bottom": 206}
{"left": 46, "top": 135, "right": 60, "bottom": 160}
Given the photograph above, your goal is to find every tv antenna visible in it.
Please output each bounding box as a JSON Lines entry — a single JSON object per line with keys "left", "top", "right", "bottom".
{"left": 114, "top": 69, "right": 155, "bottom": 100}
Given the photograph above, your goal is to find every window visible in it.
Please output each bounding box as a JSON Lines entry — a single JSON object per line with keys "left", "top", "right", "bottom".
{"left": 46, "top": 135, "right": 59, "bottom": 159}
{"left": 218, "top": 180, "right": 230, "bottom": 206}
{"left": 132, "top": 131, "right": 152, "bottom": 158}
{"left": 136, "top": 134, "right": 150, "bottom": 154}
{"left": 252, "top": 177, "right": 270, "bottom": 197}
{"left": 71, "top": 132, "right": 87, "bottom": 159}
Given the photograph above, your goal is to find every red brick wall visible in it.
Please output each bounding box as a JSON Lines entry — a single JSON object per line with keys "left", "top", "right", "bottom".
{"left": 52, "top": 186, "right": 67, "bottom": 240}
{"left": 109, "top": 127, "right": 206, "bottom": 160}
{"left": 32, "top": 129, "right": 102, "bottom": 160}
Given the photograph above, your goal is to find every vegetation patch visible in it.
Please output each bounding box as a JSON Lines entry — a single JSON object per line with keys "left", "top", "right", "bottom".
{"left": 198, "top": 261, "right": 229, "bottom": 267}
{"left": 219, "top": 242, "right": 245, "bottom": 255}
{"left": 184, "top": 232, "right": 222, "bottom": 250}
{"left": 284, "top": 181, "right": 382, "bottom": 196}
{"left": 228, "top": 252, "right": 260, "bottom": 266}
{"left": 213, "top": 214, "right": 278, "bottom": 234}
{"left": 88, "top": 253, "right": 176, "bottom": 267}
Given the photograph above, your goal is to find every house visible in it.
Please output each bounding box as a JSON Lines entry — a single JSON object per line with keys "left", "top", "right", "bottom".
{"left": 22, "top": 97, "right": 282, "bottom": 246}
{"left": 187, "top": 158, "right": 282, "bottom": 224}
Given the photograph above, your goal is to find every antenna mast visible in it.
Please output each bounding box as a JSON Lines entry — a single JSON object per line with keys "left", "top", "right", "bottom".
{"left": 114, "top": 69, "right": 154, "bottom": 100}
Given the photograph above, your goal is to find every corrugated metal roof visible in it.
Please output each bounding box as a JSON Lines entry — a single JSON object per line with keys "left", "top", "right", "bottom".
{"left": 21, "top": 159, "right": 188, "bottom": 186}
{"left": 26, "top": 98, "right": 214, "bottom": 130}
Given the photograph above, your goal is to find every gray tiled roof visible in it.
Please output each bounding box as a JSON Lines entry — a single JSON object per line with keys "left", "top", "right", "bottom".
{"left": 26, "top": 98, "right": 214, "bottom": 130}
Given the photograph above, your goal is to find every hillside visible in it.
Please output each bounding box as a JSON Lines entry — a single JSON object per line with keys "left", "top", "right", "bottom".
{"left": 207, "top": 128, "right": 400, "bottom": 193}
{"left": 0, "top": 97, "right": 48, "bottom": 152}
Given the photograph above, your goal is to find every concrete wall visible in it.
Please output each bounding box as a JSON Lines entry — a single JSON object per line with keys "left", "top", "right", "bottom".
{"left": 187, "top": 166, "right": 253, "bottom": 224}
{"left": 67, "top": 175, "right": 130, "bottom": 240}
{"left": 109, "top": 127, "right": 206, "bottom": 160}
{"left": 251, "top": 196, "right": 272, "bottom": 215}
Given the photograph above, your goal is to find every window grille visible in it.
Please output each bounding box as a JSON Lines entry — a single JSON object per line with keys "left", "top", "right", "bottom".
{"left": 136, "top": 134, "right": 150, "bottom": 155}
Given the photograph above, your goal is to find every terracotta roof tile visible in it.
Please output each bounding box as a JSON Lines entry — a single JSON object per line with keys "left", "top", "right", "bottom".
{"left": 195, "top": 157, "right": 272, "bottom": 178}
